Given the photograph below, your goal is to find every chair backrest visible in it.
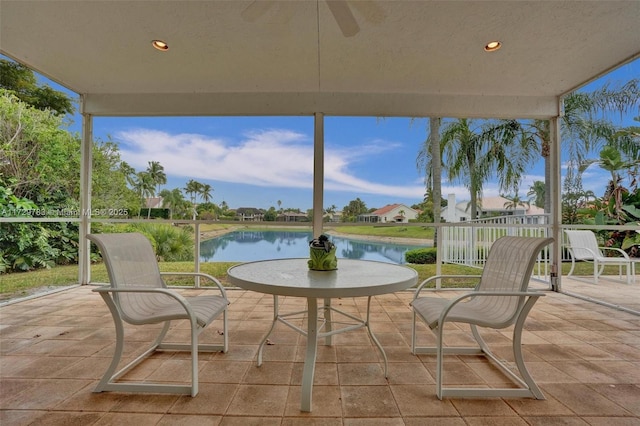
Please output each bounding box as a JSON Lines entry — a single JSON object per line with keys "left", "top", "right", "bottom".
{"left": 88, "top": 233, "right": 167, "bottom": 323}
{"left": 475, "top": 236, "right": 553, "bottom": 327}
{"left": 564, "top": 230, "right": 601, "bottom": 260}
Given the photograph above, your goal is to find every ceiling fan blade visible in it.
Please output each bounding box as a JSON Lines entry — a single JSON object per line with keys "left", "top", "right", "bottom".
{"left": 349, "top": 0, "right": 386, "bottom": 24}
{"left": 241, "top": 0, "right": 275, "bottom": 23}
{"left": 326, "top": 0, "right": 360, "bottom": 37}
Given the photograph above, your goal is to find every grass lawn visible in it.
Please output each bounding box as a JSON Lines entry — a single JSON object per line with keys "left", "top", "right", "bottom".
{"left": 197, "top": 223, "right": 435, "bottom": 240}
{"left": 1, "top": 255, "right": 626, "bottom": 303}
{"left": 0, "top": 224, "right": 631, "bottom": 302}
{"left": 327, "top": 224, "right": 434, "bottom": 240}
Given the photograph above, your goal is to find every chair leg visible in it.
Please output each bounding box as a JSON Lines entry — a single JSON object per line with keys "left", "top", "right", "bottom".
{"left": 222, "top": 310, "right": 229, "bottom": 352}
{"left": 94, "top": 292, "right": 126, "bottom": 393}
{"left": 95, "top": 292, "right": 173, "bottom": 391}
{"left": 470, "top": 324, "right": 490, "bottom": 354}
{"left": 411, "top": 312, "right": 418, "bottom": 354}
{"left": 511, "top": 298, "right": 545, "bottom": 399}
{"left": 567, "top": 257, "right": 576, "bottom": 277}
{"left": 594, "top": 261, "right": 600, "bottom": 283}
{"left": 435, "top": 324, "right": 445, "bottom": 400}
{"left": 191, "top": 322, "right": 199, "bottom": 397}
{"left": 435, "top": 305, "right": 544, "bottom": 399}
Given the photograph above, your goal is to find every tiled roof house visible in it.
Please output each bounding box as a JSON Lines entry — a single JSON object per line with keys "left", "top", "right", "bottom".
{"left": 358, "top": 203, "right": 419, "bottom": 223}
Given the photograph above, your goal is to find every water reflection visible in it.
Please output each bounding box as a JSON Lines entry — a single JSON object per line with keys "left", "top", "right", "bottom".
{"left": 200, "top": 230, "right": 428, "bottom": 264}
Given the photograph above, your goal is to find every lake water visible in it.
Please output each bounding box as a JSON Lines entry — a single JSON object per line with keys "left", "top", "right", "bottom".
{"left": 200, "top": 230, "right": 428, "bottom": 264}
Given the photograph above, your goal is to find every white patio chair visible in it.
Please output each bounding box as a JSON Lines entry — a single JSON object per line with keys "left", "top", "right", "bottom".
{"left": 411, "top": 236, "right": 553, "bottom": 400}
{"left": 88, "top": 232, "right": 229, "bottom": 397}
{"left": 564, "top": 229, "right": 631, "bottom": 284}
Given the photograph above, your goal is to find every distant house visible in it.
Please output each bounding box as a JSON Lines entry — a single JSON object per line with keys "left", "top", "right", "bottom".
{"left": 357, "top": 203, "right": 419, "bottom": 224}
{"left": 324, "top": 211, "right": 342, "bottom": 222}
{"left": 440, "top": 194, "right": 545, "bottom": 223}
{"left": 145, "top": 197, "right": 164, "bottom": 209}
{"left": 236, "top": 207, "right": 265, "bottom": 221}
{"left": 277, "top": 212, "right": 309, "bottom": 222}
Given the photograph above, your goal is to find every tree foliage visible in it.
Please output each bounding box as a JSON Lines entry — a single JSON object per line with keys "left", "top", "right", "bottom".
{"left": 341, "top": 198, "right": 368, "bottom": 222}
{"left": 0, "top": 59, "right": 74, "bottom": 116}
{"left": 0, "top": 89, "right": 139, "bottom": 272}
{"left": 1, "top": 89, "right": 79, "bottom": 201}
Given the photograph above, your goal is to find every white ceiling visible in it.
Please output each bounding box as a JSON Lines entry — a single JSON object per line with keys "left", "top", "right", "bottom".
{"left": 1, "top": 0, "right": 639, "bottom": 119}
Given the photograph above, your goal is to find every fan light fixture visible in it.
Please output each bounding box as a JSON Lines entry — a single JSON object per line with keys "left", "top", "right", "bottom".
{"left": 484, "top": 41, "right": 502, "bottom": 52}
{"left": 152, "top": 40, "right": 169, "bottom": 51}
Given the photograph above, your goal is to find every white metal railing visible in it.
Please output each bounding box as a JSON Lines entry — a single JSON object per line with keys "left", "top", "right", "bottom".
{"left": 440, "top": 214, "right": 551, "bottom": 279}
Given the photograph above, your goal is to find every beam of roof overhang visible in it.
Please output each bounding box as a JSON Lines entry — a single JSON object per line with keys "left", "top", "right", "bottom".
{"left": 81, "top": 92, "right": 560, "bottom": 119}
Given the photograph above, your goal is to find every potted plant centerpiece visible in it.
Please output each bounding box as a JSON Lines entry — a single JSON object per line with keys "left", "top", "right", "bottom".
{"left": 308, "top": 234, "right": 338, "bottom": 271}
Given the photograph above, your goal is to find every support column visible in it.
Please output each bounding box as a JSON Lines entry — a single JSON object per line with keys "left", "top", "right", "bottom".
{"left": 78, "top": 99, "right": 93, "bottom": 285}
{"left": 312, "top": 113, "right": 324, "bottom": 238}
{"left": 549, "top": 113, "right": 562, "bottom": 292}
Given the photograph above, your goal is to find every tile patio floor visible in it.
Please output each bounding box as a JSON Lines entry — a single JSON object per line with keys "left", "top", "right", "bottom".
{"left": 1, "top": 277, "right": 639, "bottom": 425}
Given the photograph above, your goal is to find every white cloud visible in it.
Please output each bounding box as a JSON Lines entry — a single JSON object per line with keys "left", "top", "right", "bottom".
{"left": 115, "top": 128, "right": 425, "bottom": 198}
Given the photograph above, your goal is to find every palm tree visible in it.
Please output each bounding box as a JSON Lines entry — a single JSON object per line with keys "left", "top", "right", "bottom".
{"left": 146, "top": 161, "right": 166, "bottom": 194}
{"left": 486, "top": 78, "right": 639, "bottom": 214}
{"left": 430, "top": 117, "right": 442, "bottom": 228}
{"left": 579, "top": 145, "right": 638, "bottom": 220}
{"left": 324, "top": 205, "right": 337, "bottom": 221}
{"left": 158, "top": 188, "right": 187, "bottom": 219}
{"left": 503, "top": 189, "right": 530, "bottom": 211}
{"left": 552, "top": 80, "right": 639, "bottom": 195}
{"left": 199, "top": 183, "right": 213, "bottom": 203}
{"left": 417, "top": 118, "right": 443, "bottom": 225}
{"left": 423, "top": 117, "right": 538, "bottom": 221}
{"left": 589, "top": 79, "right": 640, "bottom": 124}
{"left": 143, "top": 161, "right": 166, "bottom": 219}
{"left": 133, "top": 171, "right": 155, "bottom": 218}
{"left": 342, "top": 198, "right": 367, "bottom": 221}
{"left": 483, "top": 120, "right": 539, "bottom": 198}
{"left": 184, "top": 179, "right": 200, "bottom": 205}
{"left": 119, "top": 161, "right": 137, "bottom": 188}
{"left": 438, "top": 119, "right": 489, "bottom": 220}
{"left": 184, "top": 179, "right": 203, "bottom": 220}
{"left": 527, "top": 181, "right": 546, "bottom": 208}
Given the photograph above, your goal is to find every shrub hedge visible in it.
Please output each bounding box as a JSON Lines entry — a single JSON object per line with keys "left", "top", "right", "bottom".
{"left": 405, "top": 247, "right": 438, "bottom": 264}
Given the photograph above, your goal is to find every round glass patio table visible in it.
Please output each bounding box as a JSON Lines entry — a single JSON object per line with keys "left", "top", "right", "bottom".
{"left": 227, "top": 258, "right": 418, "bottom": 412}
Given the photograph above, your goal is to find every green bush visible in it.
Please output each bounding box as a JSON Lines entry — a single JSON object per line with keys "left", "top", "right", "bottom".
{"left": 405, "top": 247, "right": 437, "bottom": 264}
{"left": 139, "top": 208, "right": 170, "bottom": 219}
{"left": 92, "top": 223, "right": 194, "bottom": 262}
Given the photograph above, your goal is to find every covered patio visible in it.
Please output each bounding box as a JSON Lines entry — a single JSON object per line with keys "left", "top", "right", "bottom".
{"left": 2, "top": 278, "right": 639, "bottom": 424}
{"left": 2, "top": 1, "right": 639, "bottom": 285}
{"left": 1, "top": 1, "right": 639, "bottom": 423}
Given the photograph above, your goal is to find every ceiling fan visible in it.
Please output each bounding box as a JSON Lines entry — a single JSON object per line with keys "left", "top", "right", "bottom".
{"left": 241, "top": 0, "right": 385, "bottom": 38}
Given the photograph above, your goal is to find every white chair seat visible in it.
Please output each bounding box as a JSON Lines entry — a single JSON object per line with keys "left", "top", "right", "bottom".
{"left": 412, "top": 295, "right": 523, "bottom": 329}
{"left": 121, "top": 293, "right": 228, "bottom": 327}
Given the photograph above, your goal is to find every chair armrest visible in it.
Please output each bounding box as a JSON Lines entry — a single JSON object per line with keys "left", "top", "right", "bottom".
{"left": 92, "top": 286, "right": 199, "bottom": 321}
{"left": 599, "top": 247, "right": 630, "bottom": 259}
{"left": 437, "top": 291, "right": 545, "bottom": 326}
{"left": 160, "top": 272, "right": 228, "bottom": 298}
{"left": 413, "top": 275, "right": 481, "bottom": 299}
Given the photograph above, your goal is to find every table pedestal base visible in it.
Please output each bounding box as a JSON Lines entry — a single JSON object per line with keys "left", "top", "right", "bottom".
{"left": 256, "top": 295, "right": 388, "bottom": 412}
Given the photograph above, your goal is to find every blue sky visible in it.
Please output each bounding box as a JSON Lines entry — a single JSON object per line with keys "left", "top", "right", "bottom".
{"left": 27, "top": 58, "right": 640, "bottom": 212}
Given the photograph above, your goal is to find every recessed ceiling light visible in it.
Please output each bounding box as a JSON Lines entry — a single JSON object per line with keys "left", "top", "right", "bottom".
{"left": 152, "top": 40, "right": 169, "bottom": 51}
{"left": 484, "top": 41, "right": 502, "bottom": 52}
